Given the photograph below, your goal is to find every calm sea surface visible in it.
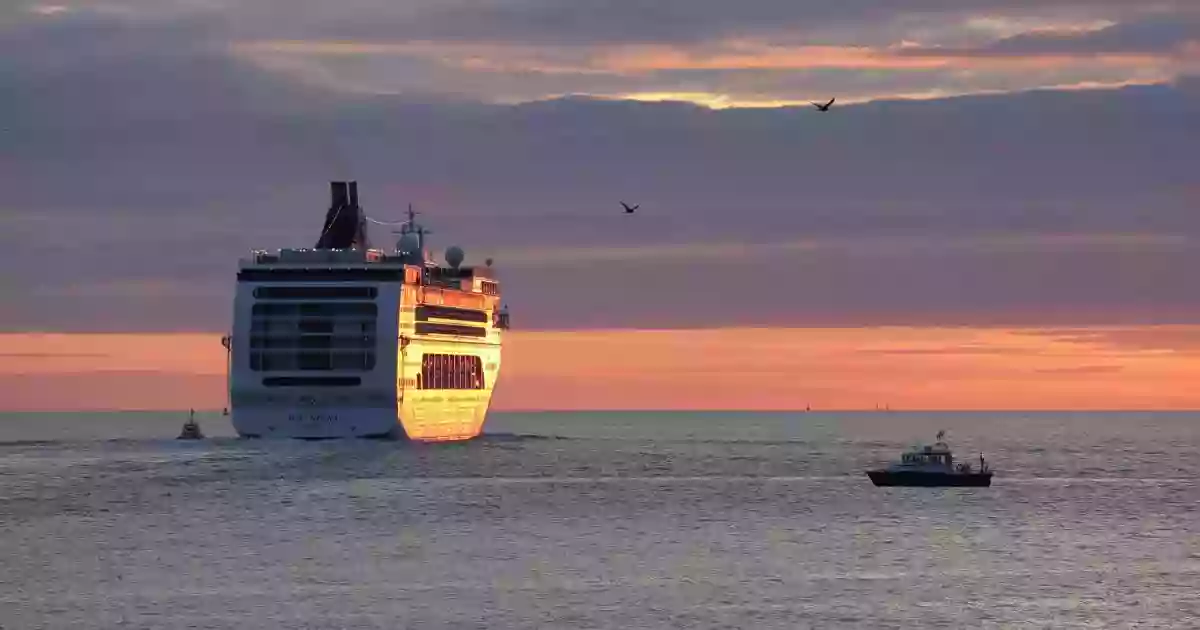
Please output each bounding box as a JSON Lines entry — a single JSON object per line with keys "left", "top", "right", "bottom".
{"left": 2, "top": 411, "right": 1199, "bottom": 629}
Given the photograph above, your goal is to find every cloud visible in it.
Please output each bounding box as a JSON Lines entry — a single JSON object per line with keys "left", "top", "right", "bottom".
{"left": 493, "top": 233, "right": 1194, "bottom": 267}
{"left": 1034, "top": 365, "right": 1124, "bottom": 374}
{"left": 945, "top": 14, "right": 1200, "bottom": 56}
{"left": 253, "top": 0, "right": 1193, "bottom": 48}
{"left": 0, "top": 371, "right": 225, "bottom": 412}
{"left": 3, "top": 11, "right": 1200, "bottom": 331}
{"left": 32, "top": 280, "right": 226, "bottom": 298}
{"left": 27, "top": 5, "right": 70, "bottom": 16}
{"left": 902, "top": 14, "right": 1200, "bottom": 57}
{"left": 8, "top": 2, "right": 1199, "bottom": 107}
{"left": 0, "top": 334, "right": 224, "bottom": 375}
{"left": 227, "top": 24, "right": 1199, "bottom": 108}
{"left": 7, "top": 328, "right": 1200, "bottom": 411}
{"left": 856, "top": 345, "right": 1032, "bottom": 357}
{"left": 0, "top": 352, "right": 110, "bottom": 359}
{"left": 228, "top": 31, "right": 1195, "bottom": 106}
{"left": 1026, "top": 327, "right": 1200, "bottom": 355}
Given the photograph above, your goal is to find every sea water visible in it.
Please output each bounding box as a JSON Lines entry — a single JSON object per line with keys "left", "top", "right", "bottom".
{"left": 1, "top": 411, "right": 1198, "bottom": 628}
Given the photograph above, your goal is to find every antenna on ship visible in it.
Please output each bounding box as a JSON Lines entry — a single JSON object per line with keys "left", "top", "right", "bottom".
{"left": 394, "top": 203, "right": 432, "bottom": 264}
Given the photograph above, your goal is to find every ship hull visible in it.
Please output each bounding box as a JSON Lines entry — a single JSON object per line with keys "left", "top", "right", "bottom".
{"left": 229, "top": 339, "right": 501, "bottom": 441}
{"left": 394, "top": 338, "right": 500, "bottom": 442}
{"left": 866, "top": 470, "right": 992, "bottom": 487}
{"left": 232, "top": 407, "right": 406, "bottom": 440}
{"left": 230, "top": 371, "right": 498, "bottom": 441}
{"left": 230, "top": 395, "right": 496, "bottom": 441}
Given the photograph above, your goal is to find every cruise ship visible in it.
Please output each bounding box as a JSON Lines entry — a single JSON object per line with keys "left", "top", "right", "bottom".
{"left": 221, "top": 181, "right": 509, "bottom": 440}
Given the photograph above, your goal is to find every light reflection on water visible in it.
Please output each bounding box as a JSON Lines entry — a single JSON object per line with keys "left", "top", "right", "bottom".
{"left": 2, "top": 411, "right": 1199, "bottom": 628}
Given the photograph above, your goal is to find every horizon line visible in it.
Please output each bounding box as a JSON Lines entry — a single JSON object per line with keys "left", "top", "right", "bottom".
{"left": 5, "top": 408, "right": 1199, "bottom": 414}
{"left": 7, "top": 323, "right": 1200, "bottom": 335}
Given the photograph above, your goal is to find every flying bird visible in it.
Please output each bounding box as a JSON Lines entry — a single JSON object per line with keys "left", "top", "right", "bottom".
{"left": 621, "top": 202, "right": 639, "bottom": 214}
{"left": 812, "top": 98, "right": 835, "bottom": 112}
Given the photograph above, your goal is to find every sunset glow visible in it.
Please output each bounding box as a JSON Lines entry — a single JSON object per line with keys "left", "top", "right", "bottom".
{"left": 232, "top": 36, "right": 1196, "bottom": 106}
{"left": 5, "top": 3, "right": 1200, "bottom": 414}
{"left": 4, "top": 328, "right": 1200, "bottom": 412}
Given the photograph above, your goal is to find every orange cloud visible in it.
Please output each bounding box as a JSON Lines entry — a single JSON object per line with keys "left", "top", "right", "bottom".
{"left": 28, "top": 4, "right": 70, "bottom": 16}
{"left": 597, "top": 43, "right": 1173, "bottom": 73}
{"left": 0, "top": 333, "right": 223, "bottom": 376}
{"left": 607, "top": 78, "right": 1169, "bottom": 108}
{"left": 237, "top": 38, "right": 1178, "bottom": 74}
{"left": 3, "top": 327, "right": 1200, "bottom": 412}
{"left": 231, "top": 34, "right": 1192, "bottom": 107}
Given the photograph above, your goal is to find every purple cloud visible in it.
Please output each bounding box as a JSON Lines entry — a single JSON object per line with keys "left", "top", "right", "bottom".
{"left": 901, "top": 14, "right": 1200, "bottom": 56}
{"left": 3, "top": 11, "right": 1199, "bottom": 332}
{"left": 220, "top": 0, "right": 1195, "bottom": 46}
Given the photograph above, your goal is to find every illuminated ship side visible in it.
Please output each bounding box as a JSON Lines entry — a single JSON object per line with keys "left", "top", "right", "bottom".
{"left": 223, "top": 181, "right": 509, "bottom": 440}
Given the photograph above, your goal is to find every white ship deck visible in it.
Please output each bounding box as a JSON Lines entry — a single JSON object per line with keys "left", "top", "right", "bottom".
{"left": 224, "top": 181, "right": 509, "bottom": 440}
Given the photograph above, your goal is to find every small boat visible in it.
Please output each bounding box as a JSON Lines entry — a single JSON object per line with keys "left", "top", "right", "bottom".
{"left": 177, "top": 409, "right": 204, "bottom": 440}
{"left": 866, "top": 431, "right": 992, "bottom": 487}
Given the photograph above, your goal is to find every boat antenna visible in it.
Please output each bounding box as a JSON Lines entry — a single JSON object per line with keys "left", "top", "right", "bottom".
{"left": 395, "top": 203, "right": 432, "bottom": 241}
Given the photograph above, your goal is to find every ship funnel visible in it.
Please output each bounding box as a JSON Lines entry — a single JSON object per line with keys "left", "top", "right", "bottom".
{"left": 329, "top": 181, "right": 349, "bottom": 209}
{"left": 315, "top": 180, "right": 371, "bottom": 250}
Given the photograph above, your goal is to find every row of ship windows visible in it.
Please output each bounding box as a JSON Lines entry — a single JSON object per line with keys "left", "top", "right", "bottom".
{"left": 253, "top": 287, "right": 377, "bottom": 300}
{"left": 250, "top": 303, "right": 491, "bottom": 321}
{"left": 250, "top": 302, "right": 489, "bottom": 319}
{"left": 249, "top": 351, "right": 376, "bottom": 372}
{"left": 419, "top": 354, "right": 486, "bottom": 390}
{"left": 251, "top": 324, "right": 488, "bottom": 341}
{"left": 249, "top": 334, "right": 375, "bottom": 349}
{"left": 247, "top": 351, "right": 487, "bottom": 391}
{"left": 250, "top": 319, "right": 489, "bottom": 340}
{"left": 253, "top": 303, "right": 378, "bottom": 317}
{"left": 250, "top": 280, "right": 499, "bottom": 299}
{"left": 251, "top": 320, "right": 375, "bottom": 335}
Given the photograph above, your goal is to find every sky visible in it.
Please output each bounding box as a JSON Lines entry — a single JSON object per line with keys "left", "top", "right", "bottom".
{"left": 2, "top": 1, "right": 1199, "bottom": 410}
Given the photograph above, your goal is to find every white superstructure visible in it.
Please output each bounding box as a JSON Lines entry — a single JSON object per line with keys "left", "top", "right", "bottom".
{"left": 222, "top": 181, "right": 509, "bottom": 440}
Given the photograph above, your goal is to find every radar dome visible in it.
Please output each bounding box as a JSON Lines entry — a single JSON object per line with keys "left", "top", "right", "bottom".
{"left": 397, "top": 232, "right": 422, "bottom": 255}
{"left": 445, "top": 246, "right": 465, "bottom": 268}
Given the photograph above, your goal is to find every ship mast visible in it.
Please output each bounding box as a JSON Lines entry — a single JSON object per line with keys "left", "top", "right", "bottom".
{"left": 394, "top": 203, "right": 432, "bottom": 264}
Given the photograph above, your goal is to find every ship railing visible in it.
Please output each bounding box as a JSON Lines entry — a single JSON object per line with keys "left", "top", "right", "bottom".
{"left": 241, "top": 248, "right": 404, "bottom": 266}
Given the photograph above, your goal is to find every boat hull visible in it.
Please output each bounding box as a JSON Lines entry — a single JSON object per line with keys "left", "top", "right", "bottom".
{"left": 232, "top": 407, "right": 408, "bottom": 440}
{"left": 867, "top": 470, "right": 992, "bottom": 487}
{"left": 230, "top": 380, "right": 497, "bottom": 441}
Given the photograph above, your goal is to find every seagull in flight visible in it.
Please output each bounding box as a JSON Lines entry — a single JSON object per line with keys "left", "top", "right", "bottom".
{"left": 812, "top": 98, "right": 836, "bottom": 112}
{"left": 620, "top": 201, "right": 639, "bottom": 214}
